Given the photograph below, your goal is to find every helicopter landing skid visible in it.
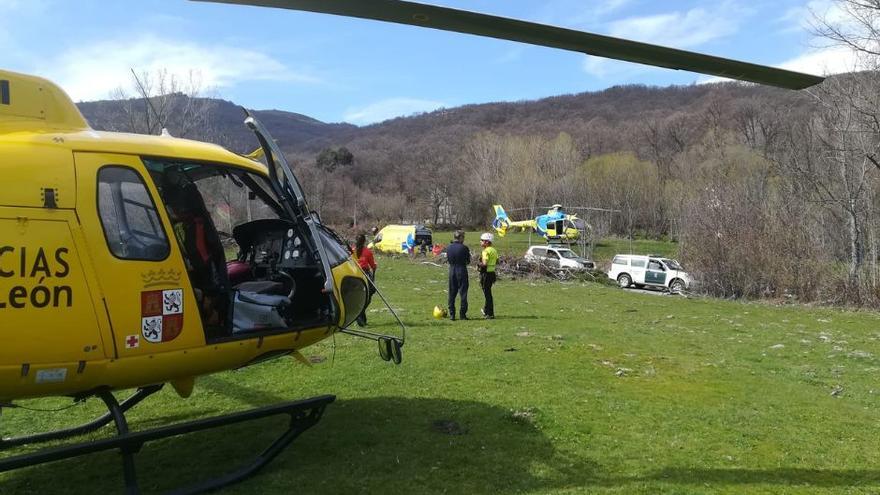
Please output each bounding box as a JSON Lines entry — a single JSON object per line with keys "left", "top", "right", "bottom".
{"left": 0, "top": 390, "right": 335, "bottom": 495}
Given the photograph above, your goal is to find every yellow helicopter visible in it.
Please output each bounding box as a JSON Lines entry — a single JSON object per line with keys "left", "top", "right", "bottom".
{"left": 0, "top": 69, "right": 404, "bottom": 492}
{"left": 492, "top": 204, "right": 585, "bottom": 242}
{"left": 0, "top": 0, "right": 823, "bottom": 492}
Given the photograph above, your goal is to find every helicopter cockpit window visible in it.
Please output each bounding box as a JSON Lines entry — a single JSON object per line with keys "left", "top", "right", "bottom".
{"left": 97, "top": 166, "right": 170, "bottom": 261}
{"left": 195, "top": 173, "right": 282, "bottom": 260}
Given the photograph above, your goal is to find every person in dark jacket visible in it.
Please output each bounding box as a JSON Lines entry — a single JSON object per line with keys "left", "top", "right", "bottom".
{"left": 446, "top": 230, "right": 471, "bottom": 320}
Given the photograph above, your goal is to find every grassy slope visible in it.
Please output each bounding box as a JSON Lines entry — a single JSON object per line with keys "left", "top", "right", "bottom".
{"left": 2, "top": 257, "right": 880, "bottom": 494}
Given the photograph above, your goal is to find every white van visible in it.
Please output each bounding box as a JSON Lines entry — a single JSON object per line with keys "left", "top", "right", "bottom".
{"left": 525, "top": 245, "right": 595, "bottom": 270}
{"left": 607, "top": 255, "right": 690, "bottom": 292}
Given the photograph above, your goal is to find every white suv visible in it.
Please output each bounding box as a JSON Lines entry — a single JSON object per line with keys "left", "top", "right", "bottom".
{"left": 607, "top": 254, "right": 690, "bottom": 292}
{"left": 525, "top": 245, "right": 595, "bottom": 270}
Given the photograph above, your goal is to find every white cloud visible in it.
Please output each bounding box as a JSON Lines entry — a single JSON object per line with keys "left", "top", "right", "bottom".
{"left": 606, "top": 4, "right": 743, "bottom": 48}
{"left": 582, "top": 1, "right": 747, "bottom": 79}
{"left": 697, "top": 45, "right": 857, "bottom": 85}
{"left": 343, "top": 98, "right": 447, "bottom": 125}
{"left": 778, "top": 0, "right": 849, "bottom": 35}
{"left": 695, "top": 1, "right": 863, "bottom": 85}
{"left": 778, "top": 45, "right": 860, "bottom": 75}
{"left": 775, "top": 0, "right": 877, "bottom": 77}
{"left": 37, "top": 34, "right": 318, "bottom": 102}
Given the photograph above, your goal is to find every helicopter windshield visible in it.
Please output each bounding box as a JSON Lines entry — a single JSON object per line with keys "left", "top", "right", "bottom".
{"left": 145, "top": 160, "right": 284, "bottom": 261}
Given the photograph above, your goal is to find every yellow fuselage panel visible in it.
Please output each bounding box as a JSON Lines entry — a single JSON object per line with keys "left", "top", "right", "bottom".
{"left": 0, "top": 327, "right": 333, "bottom": 401}
{"left": 0, "top": 129, "right": 267, "bottom": 175}
{"left": 0, "top": 141, "right": 76, "bottom": 208}
{"left": 0, "top": 69, "right": 89, "bottom": 131}
{"left": 0, "top": 210, "right": 107, "bottom": 365}
{"left": 0, "top": 257, "right": 358, "bottom": 400}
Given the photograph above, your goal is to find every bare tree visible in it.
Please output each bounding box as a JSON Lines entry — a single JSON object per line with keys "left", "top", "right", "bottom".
{"left": 111, "top": 68, "right": 216, "bottom": 139}
{"left": 804, "top": 1, "right": 880, "bottom": 291}
{"left": 812, "top": 0, "right": 880, "bottom": 65}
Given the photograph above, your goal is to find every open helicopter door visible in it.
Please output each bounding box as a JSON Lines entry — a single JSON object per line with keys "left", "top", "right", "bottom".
{"left": 242, "top": 115, "right": 340, "bottom": 320}
{"left": 242, "top": 113, "right": 406, "bottom": 361}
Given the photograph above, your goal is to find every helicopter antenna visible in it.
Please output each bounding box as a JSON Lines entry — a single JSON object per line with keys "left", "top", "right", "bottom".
{"left": 130, "top": 68, "right": 167, "bottom": 134}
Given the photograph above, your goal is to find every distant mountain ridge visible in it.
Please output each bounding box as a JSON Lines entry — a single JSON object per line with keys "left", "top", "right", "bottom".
{"left": 77, "top": 96, "right": 357, "bottom": 154}
{"left": 77, "top": 82, "right": 799, "bottom": 163}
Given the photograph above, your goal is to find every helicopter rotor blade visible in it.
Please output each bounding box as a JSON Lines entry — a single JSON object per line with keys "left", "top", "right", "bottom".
{"left": 539, "top": 206, "right": 622, "bottom": 213}
{"left": 194, "top": 0, "right": 824, "bottom": 90}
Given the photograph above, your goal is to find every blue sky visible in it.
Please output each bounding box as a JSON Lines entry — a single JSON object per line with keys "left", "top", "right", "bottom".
{"left": 0, "top": 0, "right": 854, "bottom": 125}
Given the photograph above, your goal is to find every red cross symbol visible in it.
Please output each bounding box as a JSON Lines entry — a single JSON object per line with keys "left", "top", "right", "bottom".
{"left": 126, "top": 335, "right": 139, "bottom": 348}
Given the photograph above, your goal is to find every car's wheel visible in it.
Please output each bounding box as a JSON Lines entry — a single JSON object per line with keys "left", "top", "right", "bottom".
{"left": 670, "top": 279, "right": 686, "bottom": 293}
{"left": 617, "top": 273, "right": 631, "bottom": 288}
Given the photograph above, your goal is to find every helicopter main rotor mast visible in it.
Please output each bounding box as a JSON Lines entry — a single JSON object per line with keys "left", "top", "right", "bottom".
{"left": 195, "top": 0, "right": 824, "bottom": 90}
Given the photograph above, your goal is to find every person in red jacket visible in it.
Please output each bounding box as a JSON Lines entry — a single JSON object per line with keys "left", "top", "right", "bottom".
{"left": 353, "top": 233, "right": 377, "bottom": 326}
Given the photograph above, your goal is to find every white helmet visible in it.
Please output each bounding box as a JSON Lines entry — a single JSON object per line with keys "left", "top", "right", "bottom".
{"left": 480, "top": 232, "right": 494, "bottom": 242}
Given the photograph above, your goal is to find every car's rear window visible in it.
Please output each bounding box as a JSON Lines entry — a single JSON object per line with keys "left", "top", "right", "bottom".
{"left": 612, "top": 256, "right": 628, "bottom": 265}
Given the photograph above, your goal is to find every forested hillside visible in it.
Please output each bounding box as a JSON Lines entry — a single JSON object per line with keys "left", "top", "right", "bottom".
{"left": 78, "top": 82, "right": 805, "bottom": 228}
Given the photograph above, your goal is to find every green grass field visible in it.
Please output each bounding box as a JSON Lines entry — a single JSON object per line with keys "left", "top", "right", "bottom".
{"left": 2, "top": 256, "right": 880, "bottom": 494}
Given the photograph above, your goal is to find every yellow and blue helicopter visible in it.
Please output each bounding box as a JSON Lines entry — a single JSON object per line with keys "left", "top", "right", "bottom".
{"left": 492, "top": 204, "right": 585, "bottom": 242}
{"left": 492, "top": 204, "right": 621, "bottom": 243}
{"left": 0, "top": 0, "right": 823, "bottom": 492}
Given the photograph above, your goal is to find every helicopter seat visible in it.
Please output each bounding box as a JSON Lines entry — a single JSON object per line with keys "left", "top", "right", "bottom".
{"left": 226, "top": 260, "right": 253, "bottom": 286}
{"left": 232, "top": 289, "right": 290, "bottom": 333}
{"left": 234, "top": 280, "right": 286, "bottom": 296}
{"left": 232, "top": 278, "right": 297, "bottom": 333}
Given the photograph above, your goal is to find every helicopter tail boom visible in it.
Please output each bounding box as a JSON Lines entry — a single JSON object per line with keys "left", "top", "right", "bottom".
{"left": 492, "top": 204, "right": 537, "bottom": 237}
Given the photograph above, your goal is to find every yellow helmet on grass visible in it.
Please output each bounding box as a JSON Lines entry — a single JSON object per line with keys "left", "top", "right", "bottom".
{"left": 433, "top": 306, "right": 448, "bottom": 319}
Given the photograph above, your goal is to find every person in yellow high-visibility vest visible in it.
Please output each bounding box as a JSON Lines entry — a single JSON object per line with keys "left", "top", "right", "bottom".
{"left": 478, "top": 232, "right": 499, "bottom": 319}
